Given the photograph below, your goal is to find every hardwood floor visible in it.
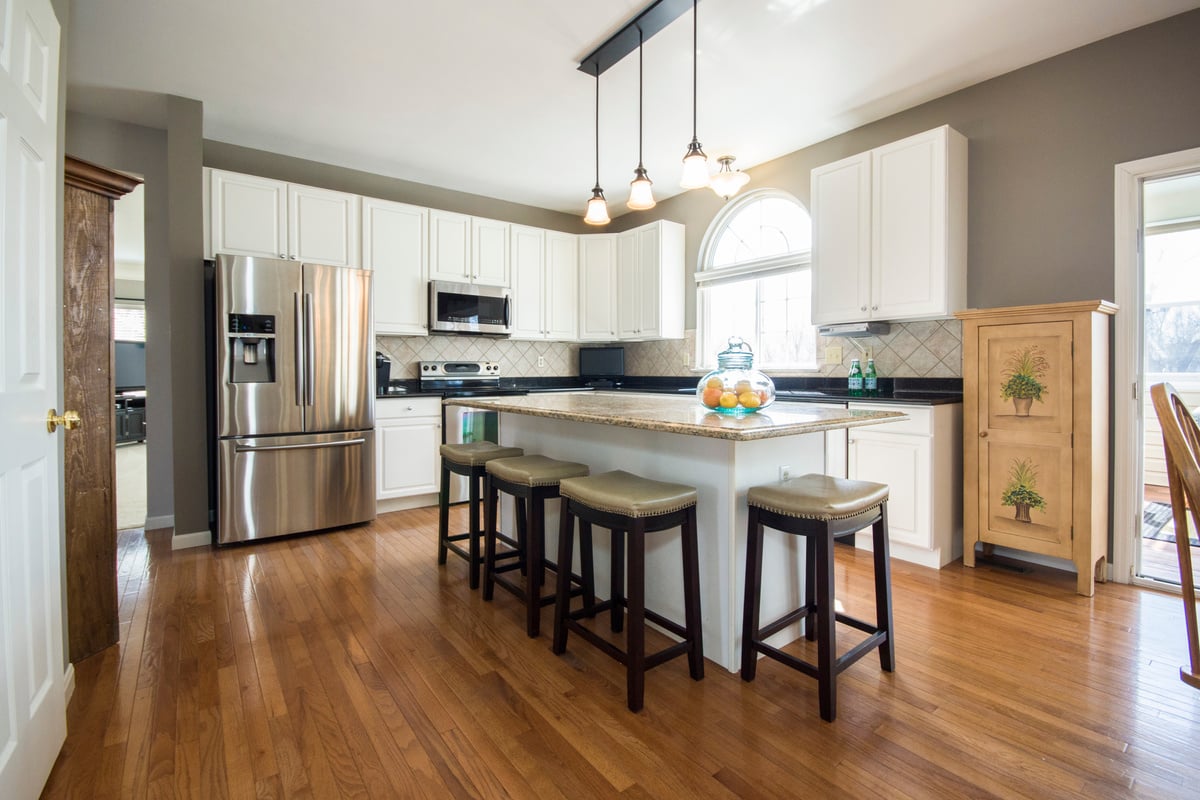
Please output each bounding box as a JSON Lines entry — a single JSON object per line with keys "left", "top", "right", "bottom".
{"left": 43, "top": 507, "right": 1200, "bottom": 799}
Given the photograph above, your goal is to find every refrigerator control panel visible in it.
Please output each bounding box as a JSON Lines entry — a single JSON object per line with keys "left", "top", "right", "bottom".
{"left": 228, "top": 313, "right": 275, "bottom": 335}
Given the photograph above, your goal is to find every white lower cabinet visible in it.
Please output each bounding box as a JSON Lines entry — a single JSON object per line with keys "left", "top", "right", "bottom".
{"left": 846, "top": 402, "right": 963, "bottom": 568}
{"left": 376, "top": 398, "right": 441, "bottom": 504}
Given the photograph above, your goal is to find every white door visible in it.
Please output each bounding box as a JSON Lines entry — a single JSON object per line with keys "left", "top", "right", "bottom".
{"left": 471, "top": 217, "right": 510, "bottom": 286}
{"left": 636, "top": 224, "right": 662, "bottom": 338}
{"left": 616, "top": 230, "right": 640, "bottom": 339}
{"left": 811, "top": 152, "right": 871, "bottom": 324}
{"left": 545, "top": 231, "right": 578, "bottom": 340}
{"left": 0, "top": 0, "right": 66, "bottom": 796}
{"left": 428, "top": 209, "right": 471, "bottom": 282}
{"left": 210, "top": 169, "right": 288, "bottom": 259}
{"left": 288, "top": 183, "right": 360, "bottom": 267}
{"left": 578, "top": 234, "right": 616, "bottom": 341}
{"left": 849, "top": 431, "right": 931, "bottom": 549}
{"left": 363, "top": 198, "right": 427, "bottom": 335}
{"left": 509, "top": 224, "right": 544, "bottom": 338}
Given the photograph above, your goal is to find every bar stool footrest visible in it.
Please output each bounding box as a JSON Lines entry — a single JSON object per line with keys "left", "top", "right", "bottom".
{"left": 757, "top": 606, "right": 813, "bottom": 640}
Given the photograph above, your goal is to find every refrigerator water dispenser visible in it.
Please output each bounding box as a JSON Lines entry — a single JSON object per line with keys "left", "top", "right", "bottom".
{"left": 227, "top": 313, "right": 276, "bottom": 383}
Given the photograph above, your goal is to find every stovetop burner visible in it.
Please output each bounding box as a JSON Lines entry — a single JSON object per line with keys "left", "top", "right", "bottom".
{"left": 419, "top": 359, "right": 507, "bottom": 395}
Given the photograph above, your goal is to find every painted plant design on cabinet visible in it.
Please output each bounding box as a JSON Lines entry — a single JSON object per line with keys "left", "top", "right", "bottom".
{"left": 999, "top": 344, "right": 1049, "bottom": 417}
{"left": 1000, "top": 457, "right": 1046, "bottom": 523}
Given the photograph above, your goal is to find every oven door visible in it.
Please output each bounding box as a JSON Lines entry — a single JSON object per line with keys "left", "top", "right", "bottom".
{"left": 429, "top": 280, "right": 512, "bottom": 335}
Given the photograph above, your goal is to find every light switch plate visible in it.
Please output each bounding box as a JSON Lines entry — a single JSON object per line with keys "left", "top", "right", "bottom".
{"left": 825, "top": 346, "right": 842, "bottom": 365}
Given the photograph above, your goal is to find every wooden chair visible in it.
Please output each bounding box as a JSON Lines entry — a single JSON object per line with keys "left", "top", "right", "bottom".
{"left": 1150, "top": 382, "right": 1200, "bottom": 690}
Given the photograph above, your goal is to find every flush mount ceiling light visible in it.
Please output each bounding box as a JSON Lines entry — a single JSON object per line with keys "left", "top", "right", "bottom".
{"left": 583, "top": 72, "right": 611, "bottom": 225}
{"left": 626, "top": 29, "right": 656, "bottom": 211}
{"left": 679, "top": 0, "right": 709, "bottom": 190}
{"left": 710, "top": 155, "right": 750, "bottom": 200}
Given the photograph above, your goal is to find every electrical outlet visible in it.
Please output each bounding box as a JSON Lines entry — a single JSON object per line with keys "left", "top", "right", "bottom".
{"left": 779, "top": 465, "right": 794, "bottom": 482}
{"left": 825, "top": 346, "right": 842, "bottom": 365}
{"left": 537, "top": 355, "right": 546, "bottom": 369}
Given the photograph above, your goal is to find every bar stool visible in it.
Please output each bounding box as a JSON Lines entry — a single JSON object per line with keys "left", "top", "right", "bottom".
{"left": 552, "top": 470, "right": 704, "bottom": 712}
{"left": 483, "top": 455, "right": 593, "bottom": 637}
{"left": 741, "top": 473, "right": 895, "bottom": 722}
{"left": 438, "top": 441, "right": 523, "bottom": 589}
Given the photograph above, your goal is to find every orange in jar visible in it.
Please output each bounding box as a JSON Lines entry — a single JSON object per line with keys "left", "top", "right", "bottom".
{"left": 701, "top": 387, "right": 723, "bottom": 408}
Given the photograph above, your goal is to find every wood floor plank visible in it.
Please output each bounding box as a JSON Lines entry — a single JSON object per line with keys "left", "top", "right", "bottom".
{"left": 42, "top": 507, "right": 1200, "bottom": 799}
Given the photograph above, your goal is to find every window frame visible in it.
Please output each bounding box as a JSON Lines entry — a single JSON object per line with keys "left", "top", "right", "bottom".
{"left": 694, "top": 188, "right": 817, "bottom": 371}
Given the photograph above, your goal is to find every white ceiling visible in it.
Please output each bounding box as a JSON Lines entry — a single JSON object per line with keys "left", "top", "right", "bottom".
{"left": 66, "top": 0, "right": 1200, "bottom": 218}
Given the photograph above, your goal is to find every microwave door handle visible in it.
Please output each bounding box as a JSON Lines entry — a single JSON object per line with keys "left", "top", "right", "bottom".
{"left": 503, "top": 294, "right": 511, "bottom": 328}
{"left": 305, "top": 292, "right": 315, "bottom": 406}
{"left": 294, "top": 292, "right": 304, "bottom": 406}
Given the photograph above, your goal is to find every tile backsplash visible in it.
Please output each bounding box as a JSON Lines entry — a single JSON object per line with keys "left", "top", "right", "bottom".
{"left": 376, "top": 319, "right": 962, "bottom": 380}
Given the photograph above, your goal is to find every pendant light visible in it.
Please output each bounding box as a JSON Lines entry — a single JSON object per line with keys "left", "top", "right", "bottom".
{"left": 710, "top": 155, "right": 750, "bottom": 200}
{"left": 627, "top": 28, "right": 656, "bottom": 211}
{"left": 679, "top": 0, "right": 709, "bottom": 189}
{"left": 583, "top": 72, "right": 611, "bottom": 225}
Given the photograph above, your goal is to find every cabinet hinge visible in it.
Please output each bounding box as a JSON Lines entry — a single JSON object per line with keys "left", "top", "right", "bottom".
{"left": 1070, "top": 432, "right": 1074, "bottom": 447}
{"left": 1070, "top": 525, "right": 1074, "bottom": 541}
{"left": 1133, "top": 382, "right": 1138, "bottom": 400}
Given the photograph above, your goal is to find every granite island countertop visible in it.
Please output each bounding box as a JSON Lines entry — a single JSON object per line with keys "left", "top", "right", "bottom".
{"left": 444, "top": 391, "right": 905, "bottom": 442}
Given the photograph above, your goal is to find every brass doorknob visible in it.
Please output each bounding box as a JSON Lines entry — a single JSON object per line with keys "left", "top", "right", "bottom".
{"left": 46, "top": 409, "right": 82, "bottom": 433}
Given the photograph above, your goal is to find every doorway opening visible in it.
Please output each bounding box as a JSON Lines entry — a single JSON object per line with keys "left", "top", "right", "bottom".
{"left": 114, "top": 184, "right": 147, "bottom": 531}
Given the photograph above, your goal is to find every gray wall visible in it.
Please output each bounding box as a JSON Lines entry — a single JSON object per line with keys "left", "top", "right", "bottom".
{"left": 65, "top": 112, "right": 176, "bottom": 525}
{"left": 617, "top": 8, "right": 1200, "bottom": 328}
{"left": 204, "top": 141, "right": 587, "bottom": 234}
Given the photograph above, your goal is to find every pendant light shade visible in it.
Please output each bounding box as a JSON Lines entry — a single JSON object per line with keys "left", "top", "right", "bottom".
{"left": 627, "top": 30, "right": 656, "bottom": 211}
{"left": 710, "top": 155, "right": 750, "bottom": 200}
{"left": 679, "top": 0, "right": 709, "bottom": 189}
{"left": 583, "top": 72, "right": 610, "bottom": 225}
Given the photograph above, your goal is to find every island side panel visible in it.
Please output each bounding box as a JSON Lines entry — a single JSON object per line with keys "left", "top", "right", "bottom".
{"left": 499, "top": 412, "right": 825, "bottom": 672}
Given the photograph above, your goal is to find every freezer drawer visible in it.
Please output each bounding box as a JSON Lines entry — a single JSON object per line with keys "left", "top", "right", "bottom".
{"left": 217, "top": 430, "right": 376, "bottom": 544}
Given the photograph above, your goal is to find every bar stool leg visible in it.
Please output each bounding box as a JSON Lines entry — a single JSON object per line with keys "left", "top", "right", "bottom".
{"left": 873, "top": 502, "right": 895, "bottom": 672}
{"left": 526, "top": 494, "right": 545, "bottom": 638}
{"left": 815, "top": 530, "right": 837, "bottom": 722}
{"left": 515, "top": 495, "right": 529, "bottom": 577}
{"left": 626, "top": 522, "right": 646, "bottom": 712}
{"left": 804, "top": 535, "right": 818, "bottom": 642}
{"left": 579, "top": 522, "right": 596, "bottom": 615}
{"left": 552, "top": 500, "right": 576, "bottom": 655}
{"left": 680, "top": 507, "right": 704, "bottom": 680}
{"left": 437, "top": 462, "right": 451, "bottom": 566}
{"left": 482, "top": 473, "right": 499, "bottom": 601}
{"left": 740, "top": 506, "right": 764, "bottom": 681}
{"left": 467, "top": 470, "right": 484, "bottom": 590}
{"left": 610, "top": 529, "right": 625, "bottom": 633}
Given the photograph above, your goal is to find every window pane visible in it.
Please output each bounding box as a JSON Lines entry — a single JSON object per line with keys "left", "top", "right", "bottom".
{"left": 114, "top": 301, "right": 146, "bottom": 342}
{"left": 1145, "top": 227, "right": 1200, "bottom": 305}
{"left": 709, "top": 195, "right": 812, "bottom": 268}
{"left": 759, "top": 272, "right": 816, "bottom": 369}
{"left": 701, "top": 279, "right": 758, "bottom": 366}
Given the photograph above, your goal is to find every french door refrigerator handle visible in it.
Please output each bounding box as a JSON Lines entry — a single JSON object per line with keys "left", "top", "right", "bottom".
{"left": 305, "top": 292, "right": 315, "bottom": 406}
{"left": 235, "top": 438, "right": 365, "bottom": 453}
{"left": 294, "top": 292, "right": 304, "bottom": 406}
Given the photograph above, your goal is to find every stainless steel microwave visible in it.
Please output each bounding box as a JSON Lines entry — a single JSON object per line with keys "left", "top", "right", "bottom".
{"left": 428, "top": 280, "right": 512, "bottom": 335}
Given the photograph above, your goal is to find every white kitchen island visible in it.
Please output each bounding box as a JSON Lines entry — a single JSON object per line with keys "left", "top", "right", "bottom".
{"left": 446, "top": 392, "right": 904, "bottom": 672}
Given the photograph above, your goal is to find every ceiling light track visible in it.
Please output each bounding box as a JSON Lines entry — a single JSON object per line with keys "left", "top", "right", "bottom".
{"left": 577, "top": 0, "right": 695, "bottom": 77}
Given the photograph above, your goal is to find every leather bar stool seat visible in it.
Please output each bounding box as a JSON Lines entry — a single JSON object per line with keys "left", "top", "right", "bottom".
{"left": 552, "top": 470, "right": 704, "bottom": 712}
{"left": 437, "top": 441, "right": 523, "bottom": 589}
{"left": 483, "top": 455, "right": 593, "bottom": 637}
{"left": 741, "top": 473, "right": 895, "bottom": 722}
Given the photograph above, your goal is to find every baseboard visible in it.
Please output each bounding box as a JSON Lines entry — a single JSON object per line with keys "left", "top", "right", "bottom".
{"left": 171, "top": 529, "right": 212, "bottom": 550}
{"left": 377, "top": 493, "right": 439, "bottom": 514}
{"left": 63, "top": 663, "right": 76, "bottom": 706}
{"left": 144, "top": 514, "right": 175, "bottom": 531}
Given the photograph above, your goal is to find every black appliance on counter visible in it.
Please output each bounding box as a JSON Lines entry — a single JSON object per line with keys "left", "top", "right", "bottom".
{"left": 579, "top": 345, "right": 624, "bottom": 388}
{"left": 376, "top": 351, "right": 391, "bottom": 392}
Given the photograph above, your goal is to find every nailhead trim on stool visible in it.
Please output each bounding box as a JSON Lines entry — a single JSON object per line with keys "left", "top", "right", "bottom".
{"left": 741, "top": 473, "right": 895, "bottom": 722}
{"left": 483, "top": 455, "right": 593, "bottom": 638}
{"left": 437, "top": 442, "right": 524, "bottom": 590}
{"left": 552, "top": 470, "right": 704, "bottom": 712}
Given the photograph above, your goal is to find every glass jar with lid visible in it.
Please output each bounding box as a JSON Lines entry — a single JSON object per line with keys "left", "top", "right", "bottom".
{"left": 695, "top": 336, "right": 776, "bottom": 414}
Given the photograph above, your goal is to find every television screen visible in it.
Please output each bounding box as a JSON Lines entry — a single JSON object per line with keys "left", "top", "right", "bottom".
{"left": 115, "top": 340, "right": 146, "bottom": 391}
{"left": 579, "top": 346, "right": 624, "bottom": 379}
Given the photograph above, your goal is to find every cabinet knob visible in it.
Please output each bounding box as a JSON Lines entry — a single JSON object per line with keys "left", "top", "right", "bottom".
{"left": 280, "top": 253, "right": 287, "bottom": 259}
{"left": 871, "top": 304, "right": 878, "bottom": 310}
{"left": 979, "top": 431, "right": 988, "bottom": 438}
{"left": 860, "top": 305, "right": 867, "bottom": 312}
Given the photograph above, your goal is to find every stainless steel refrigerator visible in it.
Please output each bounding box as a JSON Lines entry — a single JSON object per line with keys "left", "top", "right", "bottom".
{"left": 213, "top": 254, "right": 375, "bottom": 544}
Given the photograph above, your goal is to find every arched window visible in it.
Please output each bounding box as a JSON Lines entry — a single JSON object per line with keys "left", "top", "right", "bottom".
{"left": 696, "top": 189, "right": 816, "bottom": 369}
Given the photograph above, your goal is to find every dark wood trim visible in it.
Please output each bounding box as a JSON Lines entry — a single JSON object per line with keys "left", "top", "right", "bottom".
{"left": 64, "top": 155, "right": 141, "bottom": 199}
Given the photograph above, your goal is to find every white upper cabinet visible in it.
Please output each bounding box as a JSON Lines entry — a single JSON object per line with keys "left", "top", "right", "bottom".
{"left": 511, "top": 227, "right": 577, "bottom": 340}
{"left": 811, "top": 125, "right": 967, "bottom": 325}
{"left": 206, "top": 168, "right": 359, "bottom": 267}
{"left": 578, "top": 234, "right": 618, "bottom": 341}
{"left": 427, "top": 211, "right": 510, "bottom": 287}
{"left": 288, "top": 183, "right": 361, "bottom": 267}
{"left": 472, "top": 217, "right": 511, "bottom": 286}
{"left": 615, "top": 220, "right": 685, "bottom": 341}
{"left": 363, "top": 198, "right": 428, "bottom": 336}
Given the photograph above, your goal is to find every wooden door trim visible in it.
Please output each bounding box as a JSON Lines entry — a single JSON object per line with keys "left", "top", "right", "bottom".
{"left": 65, "top": 155, "right": 140, "bottom": 199}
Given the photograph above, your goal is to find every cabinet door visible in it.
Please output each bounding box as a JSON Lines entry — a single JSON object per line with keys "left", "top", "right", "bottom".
{"left": 872, "top": 128, "right": 946, "bottom": 319}
{"left": 545, "top": 231, "right": 578, "bottom": 340}
{"left": 579, "top": 234, "right": 617, "bottom": 341}
{"left": 288, "top": 183, "right": 360, "bottom": 267}
{"left": 616, "top": 230, "right": 640, "bottom": 339}
{"left": 428, "top": 210, "right": 472, "bottom": 282}
{"left": 849, "top": 431, "right": 930, "bottom": 549}
{"left": 636, "top": 224, "right": 662, "bottom": 338}
{"left": 363, "top": 198, "right": 427, "bottom": 335}
{"left": 376, "top": 418, "right": 441, "bottom": 499}
{"left": 509, "top": 225, "right": 545, "bottom": 339}
{"left": 210, "top": 170, "right": 288, "bottom": 259}
{"left": 975, "top": 320, "right": 1074, "bottom": 558}
{"left": 811, "top": 153, "right": 870, "bottom": 324}
{"left": 472, "top": 217, "right": 510, "bottom": 286}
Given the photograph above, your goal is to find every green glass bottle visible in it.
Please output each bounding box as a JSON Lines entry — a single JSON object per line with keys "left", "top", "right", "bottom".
{"left": 848, "top": 358, "right": 863, "bottom": 396}
{"left": 864, "top": 358, "right": 878, "bottom": 396}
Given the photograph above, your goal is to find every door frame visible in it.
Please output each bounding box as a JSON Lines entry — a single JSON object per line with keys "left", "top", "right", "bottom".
{"left": 1112, "top": 146, "right": 1200, "bottom": 586}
